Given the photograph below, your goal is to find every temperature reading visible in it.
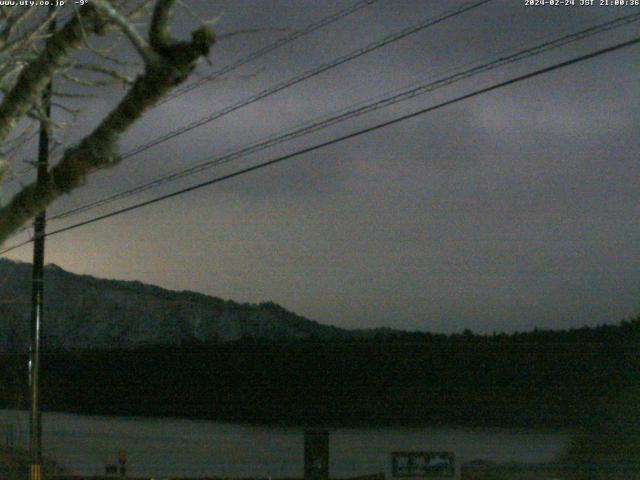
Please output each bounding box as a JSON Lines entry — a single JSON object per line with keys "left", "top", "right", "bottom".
{"left": 75, "top": 0, "right": 88, "bottom": 5}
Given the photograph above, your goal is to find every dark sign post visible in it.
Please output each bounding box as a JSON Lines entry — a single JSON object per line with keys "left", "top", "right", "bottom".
{"left": 391, "top": 452, "right": 455, "bottom": 478}
{"left": 304, "top": 430, "right": 329, "bottom": 480}
{"left": 118, "top": 449, "right": 127, "bottom": 477}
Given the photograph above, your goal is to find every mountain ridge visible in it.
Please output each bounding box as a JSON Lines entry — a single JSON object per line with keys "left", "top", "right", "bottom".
{"left": 0, "top": 258, "right": 366, "bottom": 351}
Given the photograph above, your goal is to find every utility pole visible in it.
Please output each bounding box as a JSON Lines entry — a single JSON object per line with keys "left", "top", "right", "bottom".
{"left": 29, "top": 6, "right": 55, "bottom": 480}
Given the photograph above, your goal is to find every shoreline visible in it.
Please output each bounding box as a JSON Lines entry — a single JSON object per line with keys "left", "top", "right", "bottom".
{"left": 0, "top": 406, "right": 582, "bottom": 432}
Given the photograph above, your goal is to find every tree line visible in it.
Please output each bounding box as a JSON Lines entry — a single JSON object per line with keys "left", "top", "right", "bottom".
{"left": 1, "top": 317, "right": 639, "bottom": 428}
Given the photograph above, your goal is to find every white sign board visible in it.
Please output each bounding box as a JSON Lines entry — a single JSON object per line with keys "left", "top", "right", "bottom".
{"left": 391, "top": 451, "right": 455, "bottom": 478}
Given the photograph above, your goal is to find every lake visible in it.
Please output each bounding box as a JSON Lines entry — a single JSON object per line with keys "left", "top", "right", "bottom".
{"left": 0, "top": 409, "right": 571, "bottom": 479}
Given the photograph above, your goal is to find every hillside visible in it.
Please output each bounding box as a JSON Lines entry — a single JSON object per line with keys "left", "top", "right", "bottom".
{"left": 2, "top": 320, "right": 639, "bottom": 428}
{"left": 0, "top": 259, "right": 351, "bottom": 351}
{"left": 2, "top": 258, "right": 639, "bottom": 429}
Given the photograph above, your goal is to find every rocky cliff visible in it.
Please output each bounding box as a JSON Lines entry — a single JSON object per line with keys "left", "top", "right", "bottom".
{"left": 0, "top": 259, "right": 350, "bottom": 351}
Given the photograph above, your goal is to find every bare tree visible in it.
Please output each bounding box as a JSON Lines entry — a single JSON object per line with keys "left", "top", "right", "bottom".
{"left": 0, "top": 0, "right": 215, "bottom": 244}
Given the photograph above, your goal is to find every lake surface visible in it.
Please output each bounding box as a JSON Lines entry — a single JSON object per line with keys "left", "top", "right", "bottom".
{"left": 0, "top": 409, "right": 571, "bottom": 479}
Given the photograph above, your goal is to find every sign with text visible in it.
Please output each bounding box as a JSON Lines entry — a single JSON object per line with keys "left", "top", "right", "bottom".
{"left": 391, "top": 451, "right": 455, "bottom": 478}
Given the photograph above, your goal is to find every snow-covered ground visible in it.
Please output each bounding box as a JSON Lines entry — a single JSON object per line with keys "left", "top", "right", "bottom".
{"left": 0, "top": 409, "right": 571, "bottom": 479}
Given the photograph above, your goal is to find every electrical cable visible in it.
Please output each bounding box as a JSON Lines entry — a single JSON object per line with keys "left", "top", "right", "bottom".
{"left": 0, "top": 0, "right": 379, "bottom": 187}
{"left": 156, "top": 0, "right": 380, "bottom": 106}
{"left": 1, "top": 0, "right": 492, "bottom": 193}
{"left": 116, "top": 0, "right": 494, "bottom": 161}
{"left": 48, "top": 11, "right": 640, "bottom": 223}
{"left": 2, "top": 34, "right": 636, "bottom": 256}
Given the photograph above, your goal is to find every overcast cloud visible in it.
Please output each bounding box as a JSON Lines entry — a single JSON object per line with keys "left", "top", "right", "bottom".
{"left": 3, "top": 0, "right": 639, "bottom": 333}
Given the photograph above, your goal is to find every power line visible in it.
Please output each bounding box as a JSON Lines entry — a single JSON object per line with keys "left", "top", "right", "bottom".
{"left": 48, "top": 11, "right": 640, "bottom": 223}
{"left": 1, "top": 35, "right": 636, "bottom": 256}
{"left": 3, "top": 11, "right": 638, "bottom": 243}
{"left": 1, "top": 237, "right": 33, "bottom": 255}
{"left": 0, "top": 0, "right": 379, "bottom": 188}
{"left": 157, "top": 0, "right": 380, "bottom": 106}
{"left": 116, "top": 0, "right": 494, "bottom": 161}
{"left": 0, "top": 0, "right": 494, "bottom": 246}
{"left": 2, "top": 0, "right": 490, "bottom": 189}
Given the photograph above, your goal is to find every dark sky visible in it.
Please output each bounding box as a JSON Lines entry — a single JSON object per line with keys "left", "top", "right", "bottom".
{"left": 3, "top": 0, "right": 639, "bottom": 333}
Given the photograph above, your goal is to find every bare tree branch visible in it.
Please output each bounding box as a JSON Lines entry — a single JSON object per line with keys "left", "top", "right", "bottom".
{"left": 0, "top": 0, "right": 215, "bottom": 244}
{"left": 0, "top": 7, "right": 109, "bottom": 146}
{"left": 69, "top": 63, "right": 134, "bottom": 86}
{"left": 150, "top": 0, "right": 177, "bottom": 52}
{"left": 91, "top": 0, "right": 156, "bottom": 63}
